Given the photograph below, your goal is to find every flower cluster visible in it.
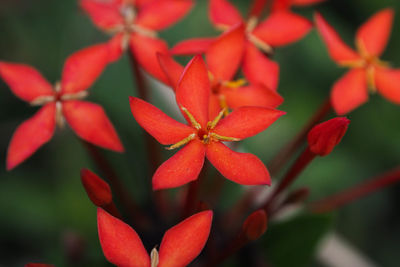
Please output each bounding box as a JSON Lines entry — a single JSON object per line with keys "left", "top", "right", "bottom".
{"left": 2, "top": 0, "right": 400, "bottom": 266}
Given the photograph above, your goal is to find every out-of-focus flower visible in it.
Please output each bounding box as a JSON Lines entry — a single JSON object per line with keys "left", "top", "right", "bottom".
{"left": 315, "top": 9, "right": 400, "bottom": 114}
{"left": 0, "top": 44, "right": 124, "bottom": 170}
{"left": 159, "top": 24, "right": 283, "bottom": 118}
{"left": 81, "top": 0, "right": 193, "bottom": 84}
{"left": 97, "top": 208, "right": 213, "bottom": 267}
{"left": 242, "top": 209, "right": 268, "bottom": 241}
{"left": 130, "top": 56, "right": 284, "bottom": 189}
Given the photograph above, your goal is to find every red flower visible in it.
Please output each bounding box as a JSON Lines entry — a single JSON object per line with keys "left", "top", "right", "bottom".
{"left": 130, "top": 56, "right": 284, "bottom": 189}
{"left": 81, "top": 0, "right": 193, "bottom": 84}
{"left": 97, "top": 208, "right": 213, "bottom": 267}
{"left": 159, "top": 24, "right": 283, "bottom": 119}
{"left": 315, "top": 9, "right": 400, "bottom": 115}
{"left": 171, "top": 0, "right": 312, "bottom": 91}
{"left": 307, "top": 117, "right": 350, "bottom": 156}
{"left": 0, "top": 44, "right": 123, "bottom": 170}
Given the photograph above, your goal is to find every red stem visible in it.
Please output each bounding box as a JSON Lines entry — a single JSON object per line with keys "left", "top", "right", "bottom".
{"left": 268, "top": 98, "right": 331, "bottom": 176}
{"left": 310, "top": 166, "right": 400, "bottom": 213}
{"left": 127, "top": 50, "right": 168, "bottom": 217}
{"left": 263, "top": 147, "right": 316, "bottom": 212}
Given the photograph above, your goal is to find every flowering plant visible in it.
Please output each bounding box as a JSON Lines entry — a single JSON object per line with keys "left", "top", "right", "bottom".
{"left": 1, "top": 0, "right": 400, "bottom": 266}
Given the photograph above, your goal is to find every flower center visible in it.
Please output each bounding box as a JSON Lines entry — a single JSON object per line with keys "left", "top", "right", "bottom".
{"left": 166, "top": 107, "right": 240, "bottom": 150}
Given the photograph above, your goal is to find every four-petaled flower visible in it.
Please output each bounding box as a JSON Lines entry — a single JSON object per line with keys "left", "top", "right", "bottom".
{"left": 159, "top": 23, "right": 283, "bottom": 119}
{"left": 171, "top": 0, "right": 313, "bottom": 91}
{"left": 81, "top": 0, "right": 193, "bottom": 84}
{"left": 0, "top": 44, "right": 124, "bottom": 170}
{"left": 97, "top": 208, "right": 213, "bottom": 267}
{"left": 315, "top": 9, "right": 400, "bottom": 115}
{"left": 130, "top": 56, "right": 285, "bottom": 190}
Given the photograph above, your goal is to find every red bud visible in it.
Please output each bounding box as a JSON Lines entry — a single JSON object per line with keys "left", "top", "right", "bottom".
{"left": 307, "top": 117, "right": 350, "bottom": 156}
{"left": 242, "top": 210, "right": 268, "bottom": 241}
{"left": 80, "top": 168, "right": 112, "bottom": 206}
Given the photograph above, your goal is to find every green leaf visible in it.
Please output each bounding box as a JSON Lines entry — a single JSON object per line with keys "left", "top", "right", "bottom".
{"left": 263, "top": 212, "right": 334, "bottom": 267}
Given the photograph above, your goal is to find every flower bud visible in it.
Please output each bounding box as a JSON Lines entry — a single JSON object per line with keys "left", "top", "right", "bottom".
{"left": 242, "top": 210, "right": 268, "bottom": 241}
{"left": 81, "top": 168, "right": 112, "bottom": 206}
{"left": 307, "top": 117, "right": 350, "bottom": 156}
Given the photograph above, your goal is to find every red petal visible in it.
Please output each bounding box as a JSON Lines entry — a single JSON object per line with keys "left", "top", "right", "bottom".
{"left": 129, "top": 96, "right": 195, "bottom": 145}
{"left": 206, "top": 142, "right": 270, "bottom": 185}
{"left": 158, "top": 210, "right": 213, "bottom": 267}
{"left": 356, "top": 8, "right": 394, "bottom": 57}
{"left": 25, "top": 264, "right": 55, "bottom": 267}
{"left": 209, "top": 94, "right": 222, "bottom": 121}
{"left": 209, "top": 0, "right": 243, "bottom": 29}
{"left": 242, "top": 209, "right": 268, "bottom": 241}
{"left": 213, "top": 106, "right": 285, "bottom": 139}
{"left": 314, "top": 12, "right": 361, "bottom": 63}
{"left": 80, "top": 0, "right": 123, "bottom": 30}
{"left": 153, "top": 139, "right": 205, "bottom": 190}
{"left": 252, "top": 11, "right": 312, "bottom": 47}
{"left": 331, "top": 69, "right": 368, "bottom": 115}
{"left": 249, "top": 0, "right": 268, "bottom": 17}
{"left": 206, "top": 23, "right": 245, "bottom": 81}
{"left": 135, "top": 0, "right": 193, "bottom": 31}
{"left": 271, "top": 0, "right": 291, "bottom": 12}
{"left": 130, "top": 34, "right": 170, "bottom": 84}
{"left": 108, "top": 34, "right": 125, "bottom": 62}
{"left": 97, "top": 208, "right": 150, "bottom": 267}
{"left": 222, "top": 85, "right": 284, "bottom": 109}
{"left": 170, "top": 38, "right": 215, "bottom": 55}
{"left": 157, "top": 53, "right": 184, "bottom": 89}
{"left": 375, "top": 67, "right": 400, "bottom": 104}
{"left": 135, "top": 0, "right": 152, "bottom": 8}
{"left": 176, "top": 55, "right": 210, "bottom": 129}
{"left": 242, "top": 42, "right": 279, "bottom": 91}
{"left": 0, "top": 62, "right": 53, "bottom": 102}
{"left": 63, "top": 100, "right": 124, "bottom": 152}
{"left": 7, "top": 104, "right": 56, "bottom": 170}
{"left": 81, "top": 168, "right": 112, "bottom": 206}
{"left": 61, "top": 44, "right": 110, "bottom": 94}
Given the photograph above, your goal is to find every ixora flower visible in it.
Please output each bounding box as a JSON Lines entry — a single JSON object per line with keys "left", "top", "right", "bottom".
{"left": 80, "top": 0, "right": 193, "bottom": 84}
{"left": 315, "top": 9, "right": 400, "bottom": 115}
{"left": 97, "top": 208, "right": 213, "bottom": 267}
{"left": 171, "top": 0, "right": 313, "bottom": 91}
{"left": 0, "top": 44, "right": 124, "bottom": 170}
{"left": 130, "top": 56, "right": 285, "bottom": 190}
{"left": 158, "top": 23, "right": 283, "bottom": 119}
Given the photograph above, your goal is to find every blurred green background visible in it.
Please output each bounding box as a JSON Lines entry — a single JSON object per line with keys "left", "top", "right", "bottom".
{"left": 1, "top": 0, "right": 400, "bottom": 266}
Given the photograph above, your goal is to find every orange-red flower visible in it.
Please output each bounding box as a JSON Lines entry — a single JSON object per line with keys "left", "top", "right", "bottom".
{"left": 81, "top": 0, "right": 193, "bottom": 84}
{"left": 171, "top": 0, "right": 313, "bottom": 91}
{"left": 159, "top": 24, "right": 283, "bottom": 119}
{"left": 130, "top": 56, "right": 284, "bottom": 189}
{"left": 315, "top": 9, "right": 400, "bottom": 115}
{"left": 97, "top": 208, "right": 213, "bottom": 267}
{"left": 0, "top": 44, "right": 123, "bottom": 170}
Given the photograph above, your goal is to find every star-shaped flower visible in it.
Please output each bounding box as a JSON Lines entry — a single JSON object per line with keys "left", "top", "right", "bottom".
{"left": 171, "top": 0, "right": 313, "bottom": 91}
{"left": 0, "top": 44, "right": 124, "bottom": 170}
{"left": 315, "top": 9, "right": 400, "bottom": 115}
{"left": 81, "top": 0, "right": 193, "bottom": 84}
{"left": 97, "top": 208, "right": 213, "bottom": 267}
{"left": 130, "top": 56, "right": 284, "bottom": 190}
{"left": 159, "top": 23, "right": 283, "bottom": 119}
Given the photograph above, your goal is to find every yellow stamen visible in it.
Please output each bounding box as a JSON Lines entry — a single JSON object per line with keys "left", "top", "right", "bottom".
{"left": 366, "top": 65, "right": 376, "bottom": 92}
{"left": 219, "top": 95, "right": 229, "bottom": 116}
{"left": 356, "top": 39, "right": 369, "bottom": 59}
{"left": 215, "top": 24, "right": 230, "bottom": 32}
{"left": 246, "top": 16, "right": 258, "bottom": 33}
{"left": 248, "top": 33, "right": 273, "bottom": 54}
{"left": 338, "top": 59, "right": 365, "bottom": 68}
{"left": 150, "top": 248, "right": 159, "bottom": 267}
{"left": 130, "top": 24, "right": 158, "bottom": 38}
{"left": 209, "top": 132, "right": 240, "bottom": 142}
{"left": 61, "top": 91, "right": 89, "bottom": 101}
{"left": 166, "top": 133, "right": 196, "bottom": 150}
{"left": 30, "top": 95, "right": 56, "bottom": 106}
{"left": 208, "top": 108, "right": 226, "bottom": 130}
{"left": 223, "top": 78, "right": 247, "bottom": 88}
{"left": 55, "top": 101, "right": 65, "bottom": 128}
{"left": 181, "top": 107, "right": 201, "bottom": 130}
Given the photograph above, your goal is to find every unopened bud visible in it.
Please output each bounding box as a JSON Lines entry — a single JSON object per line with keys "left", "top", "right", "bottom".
{"left": 307, "top": 117, "right": 350, "bottom": 156}
{"left": 242, "top": 210, "right": 268, "bottom": 241}
{"left": 81, "top": 168, "right": 112, "bottom": 206}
